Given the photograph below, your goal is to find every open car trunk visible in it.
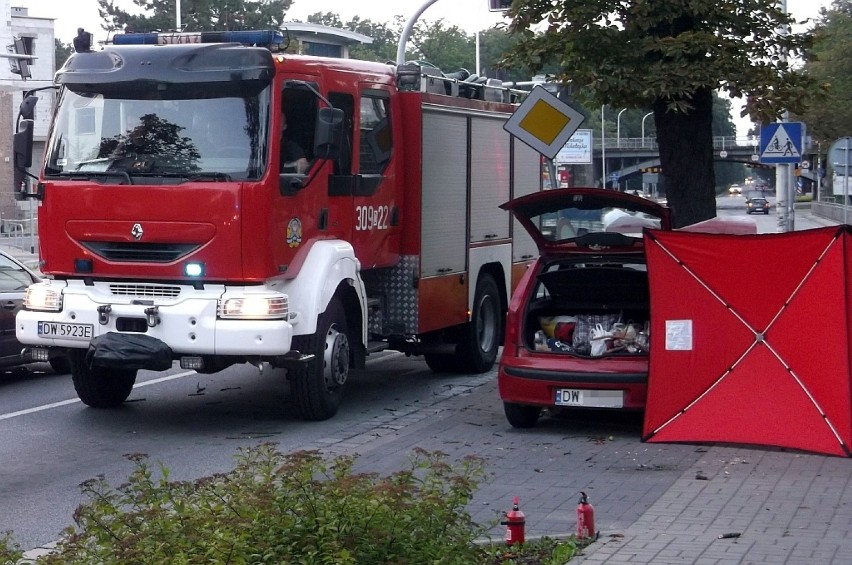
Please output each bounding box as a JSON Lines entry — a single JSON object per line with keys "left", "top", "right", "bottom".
{"left": 498, "top": 188, "right": 669, "bottom": 363}
{"left": 525, "top": 256, "right": 650, "bottom": 358}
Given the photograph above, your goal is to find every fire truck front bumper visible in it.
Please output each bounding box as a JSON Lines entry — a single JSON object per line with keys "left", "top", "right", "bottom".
{"left": 15, "top": 280, "right": 294, "bottom": 357}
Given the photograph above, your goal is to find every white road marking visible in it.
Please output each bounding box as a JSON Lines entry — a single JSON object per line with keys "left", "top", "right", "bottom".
{"left": 0, "top": 370, "right": 197, "bottom": 421}
{"left": 1, "top": 353, "right": 410, "bottom": 422}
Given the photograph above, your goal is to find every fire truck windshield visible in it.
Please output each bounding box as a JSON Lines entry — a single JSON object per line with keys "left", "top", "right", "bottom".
{"left": 44, "top": 85, "right": 271, "bottom": 183}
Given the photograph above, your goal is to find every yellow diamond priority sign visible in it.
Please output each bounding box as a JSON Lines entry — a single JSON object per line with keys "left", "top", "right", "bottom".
{"left": 504, "top": 85, "right": 585, "bottom": 160}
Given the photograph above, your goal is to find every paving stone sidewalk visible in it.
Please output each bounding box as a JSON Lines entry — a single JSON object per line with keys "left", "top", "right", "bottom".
{"left": 294, "top": 375, "right": 852, "bottom": 564}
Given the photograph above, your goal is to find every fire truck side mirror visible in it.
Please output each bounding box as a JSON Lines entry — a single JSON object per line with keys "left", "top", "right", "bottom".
{"left": 13, "top": 119, "right": 34, "bottom": 201}
{"left": 314, "top": 108, "right": 344, "bottom": 160}
{"left": 19, "top": 95, "right": 37, "bottom": 121}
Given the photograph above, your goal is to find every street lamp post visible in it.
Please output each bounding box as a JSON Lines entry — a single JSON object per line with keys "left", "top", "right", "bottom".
{"left": 601, "top": 105, "right": 606, "bottom": 187}
{"left": 815, "top": 140, "right": 821, "bottom": 201}
{"left": 616, "top": 108, "right": 626, "bottom": 148}
{"left": 176, "top": 0, "right": 181, "bottom": 29}
{"left": 641, "top": 112, "right": 653, "bottom": 148}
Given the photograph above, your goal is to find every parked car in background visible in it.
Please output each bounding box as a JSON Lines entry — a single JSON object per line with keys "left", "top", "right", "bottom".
{"left": 0, "top": 250, "right": 69, "bottom": 373}
{"left": 496, "top": 188, "right": 670, "bottom": 428}
{"left": 746, "top": 197, "right": 771, "bottom": 215}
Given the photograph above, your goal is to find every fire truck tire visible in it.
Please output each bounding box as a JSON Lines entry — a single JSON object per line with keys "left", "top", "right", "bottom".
{"left": 424, "top": 353, "right": 456, "bottom": 373}
{"left": 455, "top": 273, "right": 501, "bottom": 373}
{"left": 49, "top": 355, "right": 71, "bottom": 375}
{"left": 69, "top": 349, "right": 137, "bottom": 408}
{"left": 291, "top": 299, "right": 350, "bottom": 421}
{"left": 503, "top": 402, "right": 541, "bottom": 428}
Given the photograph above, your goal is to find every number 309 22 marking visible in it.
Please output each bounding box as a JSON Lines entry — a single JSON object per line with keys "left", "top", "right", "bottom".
{"left": 355, "top": 205, "right": 389, "bottom": 231}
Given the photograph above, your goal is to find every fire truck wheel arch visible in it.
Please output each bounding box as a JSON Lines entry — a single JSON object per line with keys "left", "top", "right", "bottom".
{"left": 276, "top": 239, "right": 367, "bottom": 342}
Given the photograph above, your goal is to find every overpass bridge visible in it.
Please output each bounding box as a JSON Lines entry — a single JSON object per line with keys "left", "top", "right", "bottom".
{"left": 582, "top": 136, "right": 765, "bottom": 188}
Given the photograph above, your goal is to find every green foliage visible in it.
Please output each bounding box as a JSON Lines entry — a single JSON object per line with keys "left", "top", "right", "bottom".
{"left": 795, "top": 1, "right": 852, "bottom": 143}
{"left": 0, "top": 445, "right": 579, "bottom": 564}
{"left": 478, "top": 27, "right": 527, "bottom": 82}
{"left": 0, "top": 531, "right": 23, "bottom": 564}
{"left": 410, "top": 19, "right": 476, "bottom": 72}
{"left": 54, "top": 39, "right": 73, "bottom": 70}
{"left": 495, "top": 0, "right": 817, "bottom": 227}
{"left": 501, "top": 0, "right": 816, "bottom": 123}
{"left": 35, "top": 445, "right": 493, "bottom": 564}
{"left": 483, "top": 536, "right": 578, "bottom": 564}
{"left": 96, "top": 0, "right": 294, "bottom": 34}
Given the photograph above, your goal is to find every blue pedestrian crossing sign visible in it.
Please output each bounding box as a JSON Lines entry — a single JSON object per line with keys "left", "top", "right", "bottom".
{"left": 759, "top": 122, "right": 803, "bottom": 164}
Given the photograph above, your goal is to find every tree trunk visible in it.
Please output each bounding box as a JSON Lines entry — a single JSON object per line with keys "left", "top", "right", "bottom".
{"left": 653, "top": 87, "right": 717, "bottom": 228}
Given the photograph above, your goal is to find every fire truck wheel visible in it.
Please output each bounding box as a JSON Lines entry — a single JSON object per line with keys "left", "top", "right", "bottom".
{"left": 49, "top": 354, "right": 71, "bottom": 375}
{"left": 68, "top": 349, "right": 137, "bottom": 408}
{"left": 291, "top": 299, "right": 350, "bottom": 421}
{"left": 424, "top": 353, "right": 456, "bottom": 373}
{"left": 455, "top": 273, "right": 501, "bottom": 373}
{"left": 503, "top": 402, "right": 541, "bottom": 428}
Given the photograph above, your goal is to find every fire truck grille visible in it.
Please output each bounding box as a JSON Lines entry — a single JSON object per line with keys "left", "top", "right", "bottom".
{"left": 82, "top": 242, "right": 199, "bottom": 263}
{"left": 109, "top": 284, "right": 182, "bottom": 298}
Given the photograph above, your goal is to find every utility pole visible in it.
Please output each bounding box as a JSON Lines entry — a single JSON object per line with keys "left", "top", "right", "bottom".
{"left": 776, "top": 0, "right": 794, "bottom": 232}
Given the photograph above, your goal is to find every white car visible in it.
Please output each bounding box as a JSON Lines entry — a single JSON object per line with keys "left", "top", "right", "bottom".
{"left": 728, "top": 184, "right": 742, "bottom": 195}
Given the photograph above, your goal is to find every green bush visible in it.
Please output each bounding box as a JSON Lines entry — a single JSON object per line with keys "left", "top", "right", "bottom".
{"left": 2, "top": 444, "right": 579, "bottom": 564}
{"left": 0, "top": 531, "right": 23, "bottom": 564}
{"left": 32, "top": 445, "right": 486, "bottom": 564}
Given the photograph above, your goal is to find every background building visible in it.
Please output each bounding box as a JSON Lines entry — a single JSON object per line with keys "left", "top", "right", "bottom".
{"left": 0, "top": 2, "right": 54, "bottom": 226}
{"left": 282, "top": 23, "right": 372, "bottom": 58}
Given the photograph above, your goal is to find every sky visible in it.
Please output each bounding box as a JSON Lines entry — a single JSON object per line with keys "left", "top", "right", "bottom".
{"left": 20, "top": 0, "right": 508, "bottom": 43}
{"left": 19, "top": 0, "right": 830, "bottom": 136}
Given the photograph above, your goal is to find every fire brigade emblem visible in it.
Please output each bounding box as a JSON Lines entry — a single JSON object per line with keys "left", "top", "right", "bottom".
{"left": 286, "top": 217, "right": 302, "bottom": 248}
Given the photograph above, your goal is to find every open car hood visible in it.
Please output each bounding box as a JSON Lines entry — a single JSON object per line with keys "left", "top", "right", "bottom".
{"left": 501, "top": 188, "right": 672, "bottom": 254}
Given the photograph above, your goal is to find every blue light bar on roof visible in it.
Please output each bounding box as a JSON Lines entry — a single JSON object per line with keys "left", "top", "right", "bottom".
{"left": 113, "top": 30, "right": 284, "bottom": 47}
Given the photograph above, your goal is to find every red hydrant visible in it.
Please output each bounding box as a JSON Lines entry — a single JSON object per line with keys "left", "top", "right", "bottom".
{"left": 577, "top": 491, "right": 596, "bottom": 541}
{"left": 501, "top": 495, "right": 526, "bottom": 545}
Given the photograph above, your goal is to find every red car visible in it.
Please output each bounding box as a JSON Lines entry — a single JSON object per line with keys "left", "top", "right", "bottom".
{"left": 497, "top": 188, "right": 671, "bottom": 428}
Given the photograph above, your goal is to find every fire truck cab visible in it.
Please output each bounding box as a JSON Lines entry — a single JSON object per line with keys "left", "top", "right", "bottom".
{"left": 13, "top": 30, "right": 542, "bottom": 420}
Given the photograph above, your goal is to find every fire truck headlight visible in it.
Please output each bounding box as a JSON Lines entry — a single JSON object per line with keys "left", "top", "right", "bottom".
{"left": 218, "top": 294, "right": 288, "bottom": 320}
{"left": 24, "top": 284, "right": 63, "bottom": 312}
{"left": 184, "top": 262, "right": 205, "bottom": 277}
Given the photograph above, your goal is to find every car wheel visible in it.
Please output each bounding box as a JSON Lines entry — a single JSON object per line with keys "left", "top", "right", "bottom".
{"left": 455, "top": 273, "right": 502, "bottom": 373}
{"left": 504, "top": 402, "right": 541, "bottom": 428}
{"left": 291, "top": 298, "right": 349, "bottom": 421}
{"left": 69, "top": 349, "right": 137, "bottom": 408}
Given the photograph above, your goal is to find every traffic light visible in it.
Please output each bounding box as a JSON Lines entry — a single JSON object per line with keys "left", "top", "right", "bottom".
{"left": 6, "top": 37, "right": 31, "bottom": 79}
{"left": 489, "top": 0, "right": 513, "bottom": 12}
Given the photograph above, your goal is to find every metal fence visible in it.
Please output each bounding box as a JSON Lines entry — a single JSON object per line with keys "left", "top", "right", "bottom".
{"left": 594, "top": 136, "right": 759, "bottom": 151}
{"left": 0, "top": 218, "right": 38, "bottom": 254}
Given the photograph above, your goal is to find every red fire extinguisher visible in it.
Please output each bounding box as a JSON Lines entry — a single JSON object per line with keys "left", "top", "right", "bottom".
{"left": 577, "top": 491, "right": 596, "bottom": 541}
{"left": 501, "top": 495, "right": 525, "bottom": 545}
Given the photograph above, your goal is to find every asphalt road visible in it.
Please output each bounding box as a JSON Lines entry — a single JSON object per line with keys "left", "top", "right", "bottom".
{"left": 0, "top": 353, "right": 491, "bottom": 550}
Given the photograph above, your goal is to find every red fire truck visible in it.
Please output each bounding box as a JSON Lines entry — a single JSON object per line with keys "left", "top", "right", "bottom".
{"left": 13, "top": 30, "right": 541, "bottom": 420}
